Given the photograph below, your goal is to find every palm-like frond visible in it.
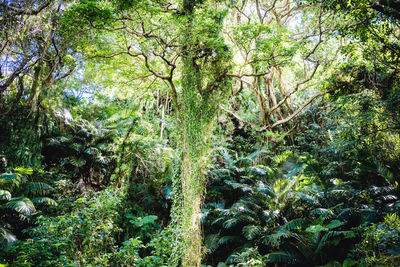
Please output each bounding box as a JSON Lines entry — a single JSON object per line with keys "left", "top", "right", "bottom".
{"left": 315, "top": 230, "right": 353, "bottom": 253}
{"left": 218, "top": 235, "right": 242, "bottom": 245}
{"left": 224, "top": 180, "right": 253, "bottom": 193}
{"left": 222, "top": 151, "right": 234, "bottom": 168}
{"left": 263, "top": 229, "right": 295, "bottom": 247}
{"left": 264, "top": 251, "right": 300, "bottom": 264}
{"left": 283, "top": 218, "right": 310, "bottom": 231}
{"left": 205, "top": 233, "right": 221, "bottom": 252}
{"left": 25, "top": 182, "right": 54, "bottom": 196}
{"left": 0, "top": 189, "right": 11, "bottom": 200}
{"left": 0, "top": 173, "right": 23, "bottom": 187}
{"left": 222, "top": 218, "right": 240, "bottom": 229}
{"left": 5, "top": 197, "right": 35, "bottom": 216}
{"left": 31, "top": 197, "right": 57, "bottom": 206}
{"left": 295, "top": 192, "right": 320, "bottom": 206}
{"left": 242, "top": 225, "right": 262, "bottom": 240}
{"left": 0, "top": 227, "right": 17, "bottom": 245}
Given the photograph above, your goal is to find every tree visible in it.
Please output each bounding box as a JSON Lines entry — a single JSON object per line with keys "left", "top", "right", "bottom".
{"left": 65, "top": 0, "right": 232, "bottom": 265}
{"left": 221, "top": 0, "right": 339, "bottom": 134}
{"left": 0, "top": 0, "right": 76, "bottom": 116}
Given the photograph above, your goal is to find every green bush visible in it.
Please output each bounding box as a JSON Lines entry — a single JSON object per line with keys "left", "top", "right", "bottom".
{"left": 2, "top": 187, "right": 121, "bottom": 266}
{"left": 356, "top": 213, "right": 400, "bottom": 266}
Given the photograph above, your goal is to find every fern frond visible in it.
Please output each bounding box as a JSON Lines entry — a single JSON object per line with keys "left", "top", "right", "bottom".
{"left": 205, "top": 233, "right": 221, "bottom": 253}
{"left": 0, "top": 173, "right": 22, "bottom": 186}
{"left": 25, "top": 182, "right": 54, "bottom": 196}
{"left": 222, "top": 151, "right": 234, "bottom": 168}
{"left": 242, "top": 225, "right": 262, "bottom": 240}
{"left": 218, "top": 235, "right": 242, "bottom": 245}
{"left": 248, "top": 149, "right": 266, "bottom": 161}
{"left": 265, "top": 251, "right": 299, "bottom": 264}
{"left": 315, "top": 230, "right": 346, "bottom": 253}
{"left": 283, "top": 218, "right": 310, "bottom": 231}
{"left": 5, "top": 197, "right": 35, "bottom": 216}
{"left": 223, "top": 218, "right": 239, "bottom": 229}
{"left": 0, "top": 227, "right": 17, "bottom": 245}
{"left": 0, "top": 189, "right": 11, "bottom": 200}
{"left": 224, "top": 180, "right": 253, "bottom": 194}
{"left": 256, "top": 183, "right": 275, "bottom": 197}
{"left": 296, "top": 192, "right": 320, "bottom": 206}
{"left": 263, "top": 229, "right": 293, "bottom": 247}
{"left": 31, "top": 197, "right": 57, "bottom": 206}
{"left": 211, "top": 169, "right": 231, "bottom": 179}
{"left": 247, "top": 166, "right": 267, "bottom": 177}
{"left": 310, "top": 208, "right": 330, "bottom": 216}
{"left": 68, "top": 157, "right": 86, "bottom": 167}
{"left": 337, "top": 208, "right": 358, "bottom": 221}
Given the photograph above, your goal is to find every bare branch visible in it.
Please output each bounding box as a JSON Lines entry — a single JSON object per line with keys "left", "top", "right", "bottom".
{"left": 270, "top": 89, "right": 333, "bottom": 129}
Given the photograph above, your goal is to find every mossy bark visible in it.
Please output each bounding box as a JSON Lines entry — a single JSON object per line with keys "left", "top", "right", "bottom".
{"left": 175, "top": 1, "right": 231, "bottom": 265}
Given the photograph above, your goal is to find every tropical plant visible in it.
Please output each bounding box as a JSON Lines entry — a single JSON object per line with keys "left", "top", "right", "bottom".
{"left": 0, "top": 167, "right": 56, "bottom": 247}
{"left": 354, "top": 213, "right": 400, "bottom": 266}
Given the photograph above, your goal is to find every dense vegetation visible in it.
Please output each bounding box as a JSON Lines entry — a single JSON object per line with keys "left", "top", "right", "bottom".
{"left": 1, "top": 0, "right": 400, "bottom": 266}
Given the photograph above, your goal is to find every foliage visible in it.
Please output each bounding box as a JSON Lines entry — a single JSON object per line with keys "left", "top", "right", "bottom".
{"left": 1, "top": 0, "right": 400, "bottom": 266}
{"left": 355, "top": 213, "right": 400, "bottom": 266}
{"left": 0, "top": 167, "right": 56, "bottom": 247}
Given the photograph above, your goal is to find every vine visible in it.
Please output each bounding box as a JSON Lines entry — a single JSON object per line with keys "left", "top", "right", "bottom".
{"left": 171, "top": 1, "right": 232, "bottom": 265}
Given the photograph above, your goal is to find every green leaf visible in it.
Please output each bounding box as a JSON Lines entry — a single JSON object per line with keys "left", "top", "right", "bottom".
{"left": 265, "top": 251, "right": 299, "bottom": 263}
{"left": 306, "top": 225, "right": 327, "bottom": 233}
{"left": 0, "top": 227, "right": 17, "bottom": 245}
{"left": 6, "top": 197, "right": 35, "bottom": 216}
{"left": 31, "top": 197, "right": 57, "bottom": 206}
{"left": 15, "top": 167, "right": 33, "bottom": 175}
{"left": 326, "top": 220, "right": 344, "bottom": 229}
{"left": 343, "top": 258, "right": 358, "bottom": 267}
{"left": 242, "top": 225, "right": 262, "bottom": 240}
{"left": 25, "top": 182, "right": 54, "bottom": 196}
{"left": 142, "top": 215, "right": 157, "bottom": 224}
{"left": 69, "top": 157, "right": 86, "bottom": 167}
{"left": 0, "top": 190, "right": 11, "bottom": 200}
{"left": 205, "top": 233, "right": 221, "bottom": 252}
{"left": 130, "top": 220, "right": 143, "bottom": 227}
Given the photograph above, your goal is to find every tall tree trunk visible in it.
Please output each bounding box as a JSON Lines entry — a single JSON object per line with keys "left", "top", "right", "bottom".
{"left": 174, "top": 2, "right": 231, "bottom": 264}
{"left": 180, "top": 57, "right": 208, "bottom": 266}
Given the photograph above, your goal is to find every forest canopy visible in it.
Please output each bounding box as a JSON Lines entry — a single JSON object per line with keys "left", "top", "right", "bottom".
{"left": 1, "top": 0, "right": 400, "bottom": 266}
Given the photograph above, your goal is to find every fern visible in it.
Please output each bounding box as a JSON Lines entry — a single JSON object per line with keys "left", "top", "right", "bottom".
{"left": 6, "top": 197, "right": 35, "bottom": 217}
{"left": 0, "top": 189, "right": 11, "bottom": 200}
{"left": 315, "top": 230, "right": 352, "bottom": 253}
{"left": 218, "top": 235, "right": 242, "bottom": 245}
{"left": 296, "top": 192, "right": 320, "bottom": 206}
{"left": 205, "top": 233, "right": 221, "bottom": 253}
{"left": 242, "top": 225, "right": 262, "bottom": 240}
{"left": 283, "top": 218, "right": 310, "bottom": 231}
{"left": 25, "top": 182, "right": 54, "bottom": 196}
{"left": 0, "top": 227, "right": 17, "bottom": 245}
{"left": 31, "top": 197, "right": 57, "bottom": 206}
{"left": 265, "top": 251, "right": 300, "bottom": 264}
{"left": 222, "top": 218, "right": 240, "bottom": 229}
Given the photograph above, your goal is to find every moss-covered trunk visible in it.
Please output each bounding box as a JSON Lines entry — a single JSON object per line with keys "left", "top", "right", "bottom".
{"left": 180, "top": 58, "right": 214, "bottom": 265}
{"left": 175, "top": 1, "right": 231, "bottom": 265}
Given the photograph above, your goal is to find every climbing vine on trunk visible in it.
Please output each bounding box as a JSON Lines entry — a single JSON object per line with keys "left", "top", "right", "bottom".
{"left": 174, "top": 1, "right": 232, "bottom": 265}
